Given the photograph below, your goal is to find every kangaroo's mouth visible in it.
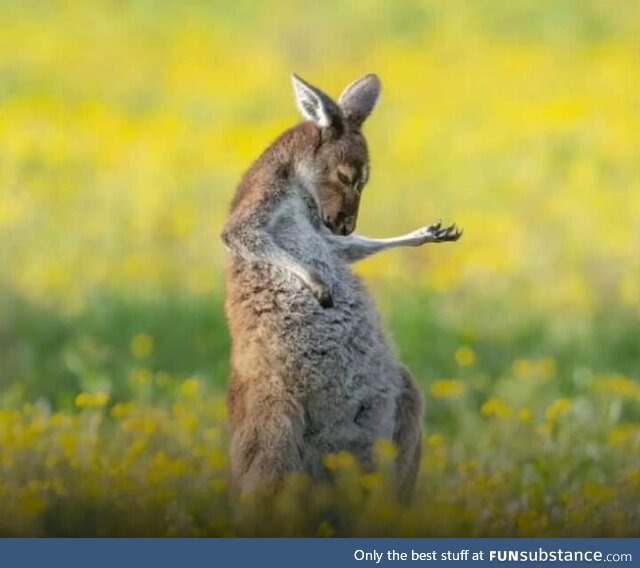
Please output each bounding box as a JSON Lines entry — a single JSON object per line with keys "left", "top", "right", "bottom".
{"left": 325, "top": 220, "right": 354, "bottom": 236}
{"left": 339, "top": 222, "right": 355, "bottom": 236}
{"left": 323, "top": 213, "right": 355, "bottom": 236}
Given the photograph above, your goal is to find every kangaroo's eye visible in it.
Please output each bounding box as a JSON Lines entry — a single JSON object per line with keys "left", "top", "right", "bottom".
{"left": 337, "top": 171, "right": 351, "bottom": 186}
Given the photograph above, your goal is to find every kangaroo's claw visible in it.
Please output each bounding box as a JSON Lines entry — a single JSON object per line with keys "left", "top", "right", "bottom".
{"left": 308, "top": 269, "right": 334, "bottom": 309}
{"left": 430, "top": 221, "right": 463, "bottom": 242}
{"left": 430, "top": 219, "right": 442, "bottom": 232}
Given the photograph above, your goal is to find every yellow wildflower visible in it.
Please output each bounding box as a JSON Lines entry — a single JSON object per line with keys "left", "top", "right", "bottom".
{"left": 426, "top": 433, "right": 444, "bottom": 447}
{"left": 455, "top": 346, "right": 476, "bottom": 367}
{"left": 359, "top": 472, "right": 385, "bottom": 489}
{"left": 481, "top": 398, "right": 513, "bottom": 419}
{"left": 374, "top": 439, "right": 399, "bottom": 462}
{"left": 582, "top": 482, "right": 615, "bottom": 505}
{"left": 75, "top": 392, "right": 110, "bottom": 409}
{"left": 512, "top": 358, "right": 556, "bottom": 380}
{"left": 593, "top": 375, "right": 640, "bottom": 400}
{"left": 518, "top": 408, "right": 533, "bottom": 423}
{"left": 110, "top": 402, "right": 133, "bottom": 419}
{"left": 181, "top": 377, "right": 200, "bottom": 397}
{"left": 430, "top": 379, "right": 466, "bottom": 400}
{"left": 608, "top": 424, "right": 640, "bottom": 447}
{"left": 324, "top": 451, "right": 358, "bottom": 472}
{"left": 513, "top": 359, "right": 536, "bottom": 378}
{"left": 545, "top": 398, "right": 572, "bottom": 421}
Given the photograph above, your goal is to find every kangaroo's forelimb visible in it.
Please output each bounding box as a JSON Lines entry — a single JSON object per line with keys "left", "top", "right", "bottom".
{"left": 222, "top": 188, "right": 334, "bottom": 308}
{"left": 327, "top": 220, "right": 462, "bottom": 263}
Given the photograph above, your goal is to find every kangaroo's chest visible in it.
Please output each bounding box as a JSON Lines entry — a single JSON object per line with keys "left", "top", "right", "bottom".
{"left": 269, "top": 195, "right": 336, "bottom": 274}
{"left": 229, "top": 192, "right": 397, "bottom": 395}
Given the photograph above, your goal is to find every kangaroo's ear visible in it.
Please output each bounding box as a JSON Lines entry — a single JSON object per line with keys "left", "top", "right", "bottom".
{"left": 291, "top": 74, "right": 341, "bottom": 130}
{"left": 338, "top": 74, "right": 381, "bottom": 127}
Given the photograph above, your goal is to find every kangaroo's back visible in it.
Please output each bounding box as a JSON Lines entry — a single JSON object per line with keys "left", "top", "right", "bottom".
{"left": 227, "top": 121, "right": 318, "bottom": 216}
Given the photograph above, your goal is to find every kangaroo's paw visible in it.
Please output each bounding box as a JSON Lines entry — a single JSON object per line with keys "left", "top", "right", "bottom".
{"left": 308, "top": 269, "right": 334, "bottom": 309}
{"left": 410, "top": 221, "right": 463, "bottom": 245}
{"left": 426, "top": 220, "right": 463, "bottom": 243}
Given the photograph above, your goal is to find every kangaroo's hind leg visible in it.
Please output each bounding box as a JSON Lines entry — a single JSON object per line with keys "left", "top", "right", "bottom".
{"left": 392, "top": 367, "right": 424, "bottom": 502}
{"left": 228, "top": 372, "right": 305, "bottom": 497}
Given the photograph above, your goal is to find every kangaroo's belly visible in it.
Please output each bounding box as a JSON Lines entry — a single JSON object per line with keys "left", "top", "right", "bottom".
{"left": 225, "top": 257, "right": 402, "bottom": 445}
{"left": 225, "top": 205, "right": 403, "bottom": 468}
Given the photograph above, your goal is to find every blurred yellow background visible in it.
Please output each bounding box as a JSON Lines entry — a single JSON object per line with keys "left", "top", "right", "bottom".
{"left": 2, "top": 1, "right": 639, "bottom": 316}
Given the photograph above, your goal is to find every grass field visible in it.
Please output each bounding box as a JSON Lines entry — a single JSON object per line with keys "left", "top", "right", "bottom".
{"left": 1, "top": 0, "right": 639, "bottom": 536}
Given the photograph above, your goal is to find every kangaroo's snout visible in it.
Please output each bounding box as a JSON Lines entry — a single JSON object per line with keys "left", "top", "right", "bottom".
{"left": 340, "top": 218, "right": 356, "bottom": 235}
{"left": 324, "top": 211, "right": 356, "bottom": 236}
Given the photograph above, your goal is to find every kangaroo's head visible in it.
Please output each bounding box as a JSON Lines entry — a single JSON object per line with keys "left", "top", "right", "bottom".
{"left": 291, "top": 73, "right": 381, "bottom": 236}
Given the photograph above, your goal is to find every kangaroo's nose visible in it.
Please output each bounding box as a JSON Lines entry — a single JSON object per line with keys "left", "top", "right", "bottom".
{"left": 340, "top": 220, "right": 355, "bottom": 235}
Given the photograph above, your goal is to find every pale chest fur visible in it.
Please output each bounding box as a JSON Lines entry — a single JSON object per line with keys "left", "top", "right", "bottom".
{"left": 269, "top": 192, "right": 337, "bottom": 277}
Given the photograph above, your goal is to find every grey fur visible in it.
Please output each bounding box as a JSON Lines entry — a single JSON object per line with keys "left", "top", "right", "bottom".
{"left": 221, "top": 74, "right": 462, "bottom": 499}
{"left": 339, "top": 74, "right": 382, "bottom": 127}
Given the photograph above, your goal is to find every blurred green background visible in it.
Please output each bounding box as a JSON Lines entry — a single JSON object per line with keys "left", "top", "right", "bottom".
{"left": 1, "top": 0, "right": 639, "bottom": 536}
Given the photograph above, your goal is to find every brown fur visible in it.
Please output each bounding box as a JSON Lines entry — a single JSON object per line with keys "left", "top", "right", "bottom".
{"left": 222, "top": 74, "right": 461, "bottom": 499}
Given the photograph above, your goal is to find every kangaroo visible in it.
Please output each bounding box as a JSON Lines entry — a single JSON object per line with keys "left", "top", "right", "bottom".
{"left": 222, "top": 73, "right": 462, "bottom": 500}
